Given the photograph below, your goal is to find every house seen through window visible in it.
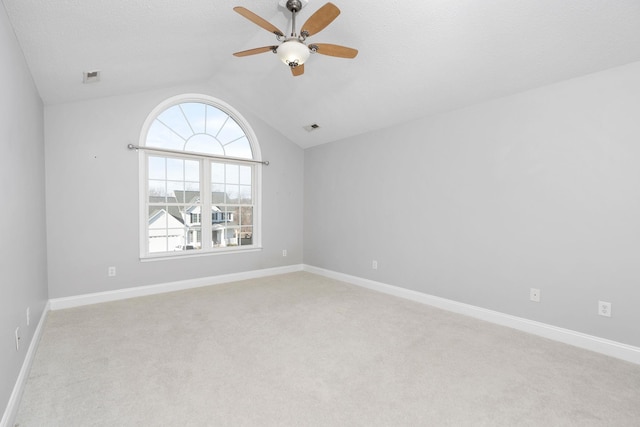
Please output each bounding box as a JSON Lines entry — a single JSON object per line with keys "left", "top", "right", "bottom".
{"left": 140, "top": 95, "right": 261, "bottom": 257}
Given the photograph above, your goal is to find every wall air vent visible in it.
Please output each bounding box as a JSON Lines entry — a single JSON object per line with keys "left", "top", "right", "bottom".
{"left": 303, "top": 123, "right": 320, "bottom": 132}
{"left": 83, "top": 70, "right": 101, "bottom": 84}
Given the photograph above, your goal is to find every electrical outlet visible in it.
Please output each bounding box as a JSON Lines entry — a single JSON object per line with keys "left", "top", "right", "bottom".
{"left": 282, "top": 249, "right": 287, "bottom": 257}
{"left": 26, "top": 307, "right": 30, "bottom": 326}
{"left": 108, "top": 266, "right": 116, "bottom": 277}
{"left": 598, "top": 301, "right": 611, "bottom": 317}
{"left": 530, "top": 288, "right": 540, "bottom": 302}
{"left": 372, "top": 260, "right": 378, "bottom": 270}
{"left": 15, "top": 327, "right": 20, "bottom": 351}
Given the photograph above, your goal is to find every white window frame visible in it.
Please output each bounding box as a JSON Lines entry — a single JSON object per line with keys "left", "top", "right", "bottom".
{"left": 138, "top": 94, "right": 263, "bottom": 260}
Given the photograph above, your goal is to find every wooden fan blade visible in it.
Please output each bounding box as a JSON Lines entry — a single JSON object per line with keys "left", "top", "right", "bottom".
{"left": 301, "top": 2, "right": 340, "bottom": 37}
{"left": 312, "top": 43, "right": 358, "bottom": 58}
{"left": 233, "top": 46, "right": 277, "bottom": 57}
{"left": 233, "top": 7, "right": 284, "bottom": 37}
{"left": 291, "top": 64, "right": 305, "bottom": 76}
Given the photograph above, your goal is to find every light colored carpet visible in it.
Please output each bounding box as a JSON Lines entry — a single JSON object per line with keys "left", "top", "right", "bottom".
{"left": 15, "top": 272, "right": 640, "bottom": 426}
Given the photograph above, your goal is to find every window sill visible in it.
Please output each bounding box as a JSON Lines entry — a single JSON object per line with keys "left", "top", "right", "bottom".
{"left": 140, "top": 246, "right": 263, "bottom": 262}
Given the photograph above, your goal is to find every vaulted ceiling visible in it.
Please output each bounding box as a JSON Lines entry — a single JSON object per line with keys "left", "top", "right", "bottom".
{"left": 4, "top": 0, "right": 640, "bottom": 148}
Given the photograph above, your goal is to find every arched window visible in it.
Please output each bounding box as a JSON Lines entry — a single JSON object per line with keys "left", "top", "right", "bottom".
{"left": 138, "top": 94, "right": 262, "bottom": 258}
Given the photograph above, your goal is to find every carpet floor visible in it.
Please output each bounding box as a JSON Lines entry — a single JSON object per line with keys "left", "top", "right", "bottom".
{"left": 15, "top": 272, "right": 640, "bottom": 426}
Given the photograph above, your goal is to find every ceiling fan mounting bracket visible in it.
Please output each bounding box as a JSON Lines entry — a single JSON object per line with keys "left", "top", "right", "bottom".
{"left": 286, "top": 0, "right": 303, "bottom": 13}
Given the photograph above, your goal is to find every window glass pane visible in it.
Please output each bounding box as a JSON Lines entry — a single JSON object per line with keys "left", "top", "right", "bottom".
{"left": 148, "top": 206, "right": 186, "bottom": 253}
{"left": 185, "top": 182, "right": 200, "bottom": 194}
{"left": 148, "top": 156, "right": 166, "bottom": 179}
{"left": 211, "top": 208, "right": 223, "bottom": 223}
{"left": 166, "top": 158, "right": 184, "bottom": 181}
{"left": 184, "top": 189, "right": 200, "bottom": 204}
{"left": 146, "top": 121, "right": 185, "bottom": 150}
{"left": 148, "top": 206, "right": 167, "bottom": 229}
{"left": 218, "top": 119, "right": 245, "bottom": 145}
{"left": 167, "top": 181, "right": 184, "bottom": 202}
{"left": 226, "top": 164, "right": 239, "bottom": 184}
{"left": 165, "top": 206, "right": 184, "bottom": 222}
{"left": 149, "top": 236, "right": 169, "bottom": 253}
{"left": 173, "top": 216, "right": 200, "bottom": 251}
{"left": 184, "top": 160, "right": 200, "bottom": 182}
{"left": 240, "top": 226, "right": 253, "bottom": 246}
{"left": 211, "top": 162, "right": 224, "bottom": 183}
{"left": 239, "top": 165, "right": 252, "bottom": 185}
{"left": 240, "top": 207, "right": 253, "bottom": 226}
{"left": 239, "top": 185, "right": 252, "bottom": 204}
{"left": 224, "top": 137, "right": 253, "bottom": 159}
{"left": 157, "top": 105, "right": 193, "bottom": 140}
{"left": 147, "top": 203, "right": 193, "bottom": 253}
{"left": 211, "top": 227, "right": 223, "bottom": 247}
{"left": 168, "top": 228, "right": 189, "bottom": 250}
{"left": 205, "top": 106, "right": 229, "bottom": 136}
{"left": 226, "top": 227, "right": 240, "bottom": 247}
{"left": 212, "top": 186, "right": 225, "bottom": 204}
{"left": 148, "top": 180, "right": 167, "bottom": 200}
{"left": 180, "top": 103, "right": 206, "bottom": 134}
{"left": 225, "top": 207, "right": 239, "bottom": 226}
{"left": 226, "top": 185, "right": 239, "bottom": 203}
{"left": 211, "top": 225, "right": 239, "bottom": 247}
{"left": 185, "top": 134, "right": 224, "bottom": 155}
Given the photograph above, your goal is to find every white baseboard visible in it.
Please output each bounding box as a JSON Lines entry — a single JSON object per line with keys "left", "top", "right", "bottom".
{"left": 303, "top": 264, "right": 640, "bottom": 365}
{"left": 49, "top": 264, "right": 304, "bottom": 310}
{"left": 1, "top": 301, "right": 50, "bottom": 427}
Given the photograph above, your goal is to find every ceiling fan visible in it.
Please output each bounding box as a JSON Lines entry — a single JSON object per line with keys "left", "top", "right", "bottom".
{"left": 233, "top": 0, "right": 358, "bottom": 76}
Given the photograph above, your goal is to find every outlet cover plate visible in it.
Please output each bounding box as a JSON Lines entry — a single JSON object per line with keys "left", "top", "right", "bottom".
{"left": 598, "top": 301, "right": 612, "bottom": 317}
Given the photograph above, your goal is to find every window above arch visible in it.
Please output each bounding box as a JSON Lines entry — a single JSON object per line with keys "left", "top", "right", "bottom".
{"left": 138, "top": 95, "right": 262, "bottom": 259}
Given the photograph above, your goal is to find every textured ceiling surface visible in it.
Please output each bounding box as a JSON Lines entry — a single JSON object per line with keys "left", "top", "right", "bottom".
{"left": 4, "top": 0, "right": 640, "bottom": 148}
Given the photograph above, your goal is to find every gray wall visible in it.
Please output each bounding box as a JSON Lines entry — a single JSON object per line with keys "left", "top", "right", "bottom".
{"left": 304, "top": 61, "right": 640, "bottom": 347}
{"left": 44, "top": 85, "right": 304, "bottom": 298}
{"left": 0, "top": 2, "right": 48, "bottom": 418}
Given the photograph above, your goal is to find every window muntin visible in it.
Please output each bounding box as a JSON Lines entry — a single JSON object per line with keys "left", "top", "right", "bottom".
{"left": 140, "top": 96, "right": 261, "bottom": 258}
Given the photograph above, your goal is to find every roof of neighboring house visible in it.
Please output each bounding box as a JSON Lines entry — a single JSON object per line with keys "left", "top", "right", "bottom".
{"left": 173, "top": 191, "right": 200, "bottom": 205}
{"left": 148, "top": 191, "right": 227, "bottom": 224}
{"left": 149, "top": 195, "right": 183, "bottom": 224}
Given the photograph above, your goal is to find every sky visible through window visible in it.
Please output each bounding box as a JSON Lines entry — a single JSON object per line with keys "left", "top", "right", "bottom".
{"left": 147, "top": 102, "right": 253, "bottom": 159}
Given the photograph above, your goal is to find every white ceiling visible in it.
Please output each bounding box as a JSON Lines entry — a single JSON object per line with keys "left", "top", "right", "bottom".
{"left": 4, "top": 0, "right": 640, "bottom": 148}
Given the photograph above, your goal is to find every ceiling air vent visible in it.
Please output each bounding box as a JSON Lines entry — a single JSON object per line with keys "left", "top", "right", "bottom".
{"left": 303, "top": 123, "right": 320, "bottom": 132}
{"left": 83, "top": 70, "right": 101, "bottom": 84}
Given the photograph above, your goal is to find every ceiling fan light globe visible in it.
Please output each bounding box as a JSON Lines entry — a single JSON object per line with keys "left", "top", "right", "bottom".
{"left": 277, "top": 40, "right": 310, "bottom": 66}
